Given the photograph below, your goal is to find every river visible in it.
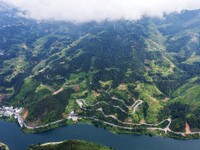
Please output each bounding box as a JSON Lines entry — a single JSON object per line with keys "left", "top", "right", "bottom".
{"left": 0, "top": 120, "right": 200, "bottom": 150}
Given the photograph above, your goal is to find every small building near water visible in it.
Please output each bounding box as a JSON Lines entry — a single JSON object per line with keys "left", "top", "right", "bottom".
{"left": 68, "top": 111, "right": 79, "bottom": 122}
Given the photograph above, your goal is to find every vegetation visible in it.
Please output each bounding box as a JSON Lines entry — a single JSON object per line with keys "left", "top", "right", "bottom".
{"left": 27, "top": 140, "right": 112, "bottom": 150}
{"left": 0, "top": 5, "right": 200, "bottom": 137}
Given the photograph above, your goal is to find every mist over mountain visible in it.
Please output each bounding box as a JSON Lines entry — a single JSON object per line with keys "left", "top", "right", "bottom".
{"left": 1, "top": 0, "right": 200, "bottom": 22}
{"left": 0, "top": 2, "right": 200, "bottom": 138}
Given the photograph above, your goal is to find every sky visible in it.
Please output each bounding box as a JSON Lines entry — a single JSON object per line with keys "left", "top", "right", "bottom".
{"left": 1, "top": 0, "right": 200, "bottom": 22}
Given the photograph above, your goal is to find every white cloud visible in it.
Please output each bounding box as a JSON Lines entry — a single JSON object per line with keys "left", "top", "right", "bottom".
{"left": 1, "top": 0, "right": 200, "bottom": 22}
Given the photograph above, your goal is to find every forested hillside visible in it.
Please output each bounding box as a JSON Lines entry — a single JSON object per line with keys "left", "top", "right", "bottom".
{"left": 0, "top": 4, "right": 200, "bottom": 136}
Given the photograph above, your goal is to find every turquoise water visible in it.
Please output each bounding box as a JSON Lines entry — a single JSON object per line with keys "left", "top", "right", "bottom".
{"left": 0, "top": 120, "right": 200, "bottom": 150}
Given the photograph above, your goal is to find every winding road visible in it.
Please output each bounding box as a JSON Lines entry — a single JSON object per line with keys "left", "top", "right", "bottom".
{"left": 76, "top": 96, "right": 200, "bottom": 136}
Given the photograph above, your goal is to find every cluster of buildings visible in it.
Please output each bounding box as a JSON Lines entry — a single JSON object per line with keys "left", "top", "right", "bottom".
{"left": 0, "top": 106, "right": 24, "bottom": 127}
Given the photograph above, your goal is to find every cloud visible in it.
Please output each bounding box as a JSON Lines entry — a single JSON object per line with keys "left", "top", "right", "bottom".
{"left": 1, "top": 0, "right": 200, "bottom": 22}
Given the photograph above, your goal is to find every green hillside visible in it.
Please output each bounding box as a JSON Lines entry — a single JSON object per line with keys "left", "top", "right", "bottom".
{"left": 0, "top": 6, "right": 200, "bottom": 138}
{"left": 28, "top": 140, "right": 112, "bottom": 150}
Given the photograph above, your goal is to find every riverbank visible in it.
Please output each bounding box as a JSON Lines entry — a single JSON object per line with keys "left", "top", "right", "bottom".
{"left": 1, "top": 100, "right": 200, "bottom": 140}
{"left": 0, "top": 142, "right": 9, "bottom": 150}
{"left": 80, "top": 118, "right": 200, "bottom": 140}
{"left": 22, "top": 117, "right": 200, "bottom": 140}
{"left": 2, "top": 119, "right": 200, "bottom": 150}
{"left": 1, "top": 103, "right": 200, "bottom": 140}
{"left": 27, "top": 140, "right": 112, "bottom": 150}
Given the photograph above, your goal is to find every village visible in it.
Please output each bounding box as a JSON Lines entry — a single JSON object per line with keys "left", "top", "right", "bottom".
{"left": 0, "top": 105, "right": 80, "bottom": 129}
{"left": 0, "top": 106, "right": 25, "bottom": 127}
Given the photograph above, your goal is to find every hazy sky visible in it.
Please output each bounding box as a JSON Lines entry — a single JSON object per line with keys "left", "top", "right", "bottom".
{"left": 1, "top": 0, "right": 200, "bottom": 22}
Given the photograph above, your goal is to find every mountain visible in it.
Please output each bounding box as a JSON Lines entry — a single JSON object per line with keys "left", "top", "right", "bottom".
{"left": 0, "top": 5, "right": 200, "bottom": 138}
